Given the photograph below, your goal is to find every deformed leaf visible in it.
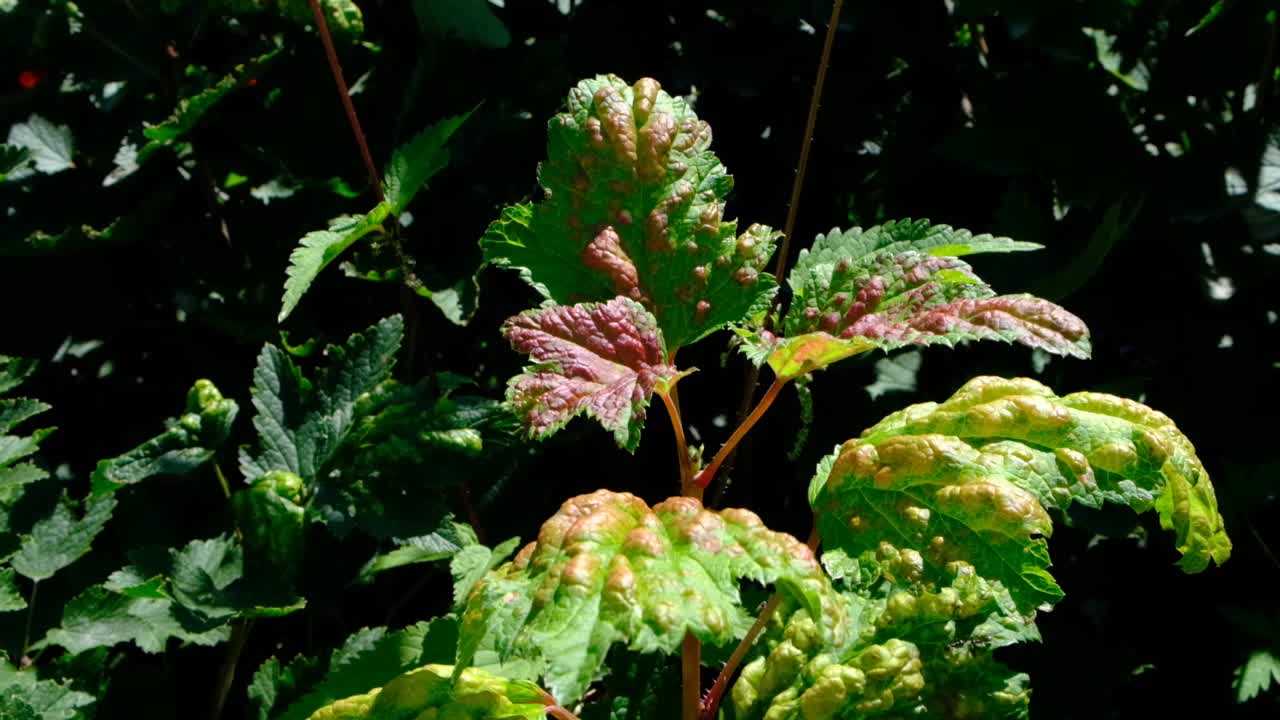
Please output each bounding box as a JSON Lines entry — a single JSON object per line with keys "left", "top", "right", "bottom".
{"left": 503, "top": 297, "right": 681, "bottom": 451}
{"left": 233, "top": 471, "right": 307, "bottom": 584}
{"left": 759, "top": 220, "right": 1089, "bottom": 379}
{"left": 457, "top": 490, "right": 847, "bottom": 705}
{"left": 91, "top": 379, "right": 238, "bottom": 493}
{"left": 482, "top": 74, "right": 780, "bottom": 350}
{"left": 302, "top": 664, "right": 552, "bottom": 720}
{"left": 812, "top": 376, "right": 1230, "bottom": 618}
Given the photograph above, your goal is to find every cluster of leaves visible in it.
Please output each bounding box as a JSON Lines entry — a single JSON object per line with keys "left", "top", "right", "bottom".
{"left": 2, "top": 0, "right": 1274, "bottom": 718}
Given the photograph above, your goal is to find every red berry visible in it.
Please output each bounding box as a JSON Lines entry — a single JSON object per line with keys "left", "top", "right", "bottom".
{"left": 17, "top": 69, "right": 47, "bottom": 90}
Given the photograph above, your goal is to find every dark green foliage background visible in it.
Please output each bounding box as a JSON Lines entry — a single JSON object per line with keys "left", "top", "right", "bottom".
{"left": 1, "top": 0, "right": 1277, "bottom": 717}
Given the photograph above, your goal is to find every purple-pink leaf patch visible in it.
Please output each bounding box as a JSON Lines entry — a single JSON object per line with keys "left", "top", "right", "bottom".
{"left": 503, "top": 297, "right": 679, "bottom": 451}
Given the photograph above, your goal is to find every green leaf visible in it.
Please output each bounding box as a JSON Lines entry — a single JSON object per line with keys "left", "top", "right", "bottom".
{"left": 5, "top": 115, "right": 73, "bottom": 177}
{"left": 761, "top": 220, "right": 1088, "bottom": 380}
{"left": 233, "top": 471, "right": 307, "bottom": 584}
{"left": 278, "top": 618, "right": 461, "bottom": 720}
{"left": 91, "top": 380, "right": 238, "bottom": 493}
{"left": 11, "top": 493, "right": 116, "bottom": 581}
{"left": 0, "top": 568, "right": 26, "bottom": 611}
{"left": 0, "top": 357, "right": 37, "bottom": 395}
{"left": 1236, "top": 649, "right": 1280, "bottom": 702}
{"left": 239, "top": 316, "right": 404, "bottom": 484}
{"left": 812, "top": 376, "right": 1230, "bottom": 617}
{"left": 457, "top": 490, "right": 848, "bottom": 705}
{"left": 357, "top": 520, "right": 476, "bottom": 582}
{"left": 138, "top": 50, "right": 279, "bottom": 161}
{"left": 0, "top": 660, "right": 94, "bottom": 720}
{"left": 503, "top": 297, "right": 682, "bottom": 451}
{"left": 481, "top": 74, "right": 780, "bottom": 350}
{"left": 414, "top": 0, "right": 511, "bottom": 48}
{"left": 0, "top": 145, "right": 30, "bottom": 180}
{"left": 383, "top": 111, "right": 473, "bottom": 212}
{"left": 248, "top": 655, "right": 323, "bottom": 720}
{"left": 44, "top": 585, "right": 230, "bottom": 653}
{"left": 277, "top": 0, "right": 364, "bottom": 39}
{"left": 279, "top": 208, "right": 393, "bottom": 322}
{"left": 579, "top": 653, "right": 680, "bottom": 720}
{"left": 451, "top": 536, "right": 520, "bottom": 611}
{"left": 1082, "top": 27, "right": 1150, "bottom": 91}
{"left": 301, "top": 664, "right": 552, "bottom": 720}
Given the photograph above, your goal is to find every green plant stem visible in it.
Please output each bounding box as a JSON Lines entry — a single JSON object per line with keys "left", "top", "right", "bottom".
{"left": 213, "top": 462, "right": 232, "bottom": 500}
{"left": 208, "top": 618, "right": 252, "bottom": 720}
{"left": 696, "top": 376, "right": 787, "bottom": 489}
{"left": 682, "top": 631, "right": 702, "bottom": 720}
{"left": 306, "top": 0, "right": 383, "bottom": 203}
{"left": 21, "top": 580, "right": 38, "bottom": 662}
{"left": 699, "top": 527, "right": 820, "bottom": 719}
{"left": 712, "top": 0, "right": 844, "bottom": 506}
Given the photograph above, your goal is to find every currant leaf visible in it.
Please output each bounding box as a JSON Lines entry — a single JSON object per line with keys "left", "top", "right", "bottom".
{"left": 757, "top": 221, "right": 1089, "bottom": 379}
{"left": 503, "top": 297, "right": 681, "bottom": 451}
{"left": 482, "top": 74, "right": 779, "bottom": 350}
{"left": 456, "top": 490, "right": 847, "bottom": 705}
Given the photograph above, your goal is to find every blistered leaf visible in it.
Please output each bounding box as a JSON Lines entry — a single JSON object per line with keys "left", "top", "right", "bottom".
{"left": 812, "top": 375, "right": 1229, "bottom": 619}
{"left": 278, "top": 619, "right": 461, "bottom": 720}
{"left": 482, "top": 75, "right": 779, "bottom": 350}
{"left": 239, "top": 316, "right": 404, "bottom": 484}
{"left": 5, "top": 115, "right": 73, "bottom": 177}
{"left": 503, "top": 297, "right": 680, "bottom": 451}
{"left": 279, "top": 0, "right": 364, "bottom": 39}
{"left": 11, "top": 493, "right": 115, "bottom": 581}
{"left": 91, "top": 380, "right": 238, "bottom": 493}
{"left": 280, "top": 209, "right": 392, "bottom": 322}
{"left": 232, "top": 472, "right": 306, "bottom": 584}
{"left": 457, "top": 490, "right": 847, "bottom": 704}
{"left": 761, "top": 221, "right": 1088, "bottom": 379}
{"left": 302, "top": 664, "right": 552, "bottom": 720}
{"left": 0, "top": 568, "right": 26, "bottom": 611}
{"left": 384, "top": 111, "right": 473, "bottom": 211}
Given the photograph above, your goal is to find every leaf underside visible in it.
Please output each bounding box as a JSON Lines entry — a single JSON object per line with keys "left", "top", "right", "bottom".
{"left": 759, "top": 220, "right": 1090, "bottom": 379}
{"left": 481, "top": 74, "right": 779, "bottom": 351}
{"left": 457, "top": 489, "right": 847, "bottom": 705}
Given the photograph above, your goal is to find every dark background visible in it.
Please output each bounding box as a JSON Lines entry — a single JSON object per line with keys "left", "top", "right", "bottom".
{"left": 2, "top": 0, "right": 1278, "bottom": 717}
